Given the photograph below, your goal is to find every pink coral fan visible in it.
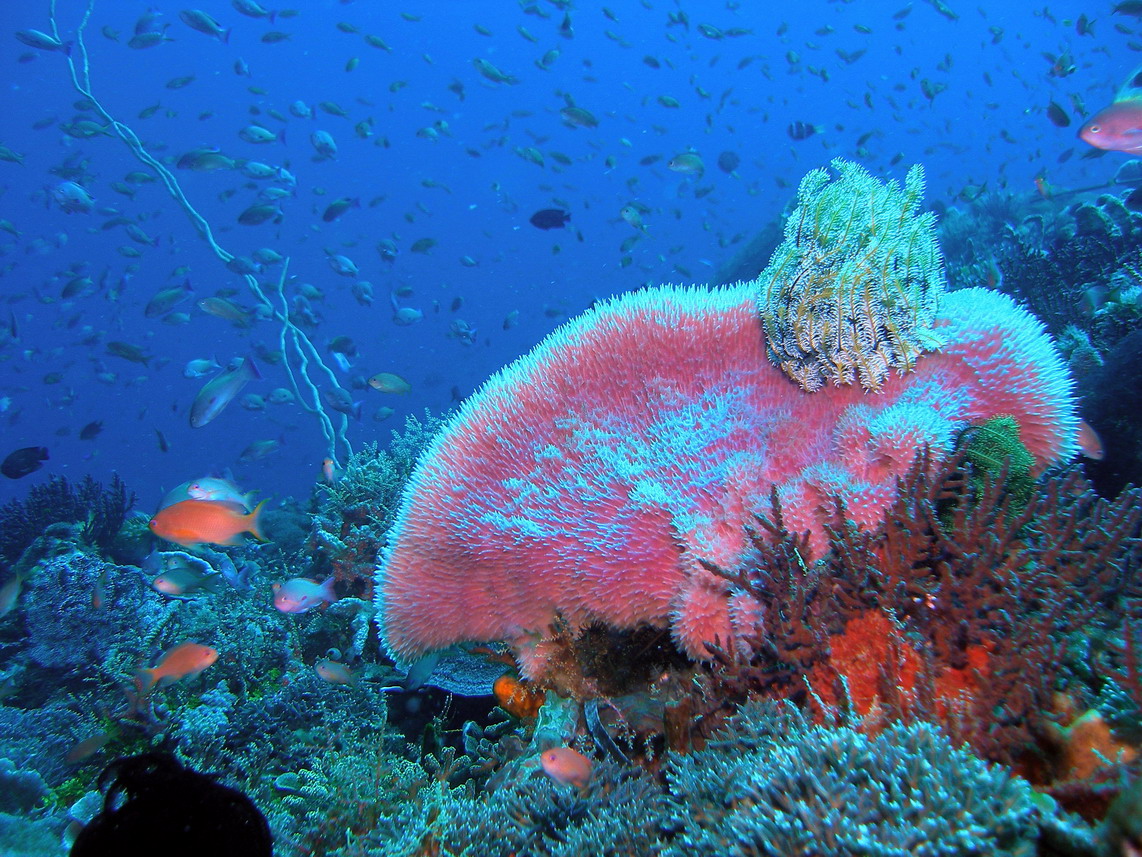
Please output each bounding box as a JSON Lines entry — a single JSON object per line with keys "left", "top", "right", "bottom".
{"left": 376, "top": 285, "right": 1077, "bottom": 677}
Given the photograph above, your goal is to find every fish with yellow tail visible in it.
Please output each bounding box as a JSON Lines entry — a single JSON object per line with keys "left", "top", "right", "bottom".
{"left": 1080, "top": 65, "right": 1142, "bottom": 154}
{"left": 149, "top": 498, "right": 266, "bottom": 548}
{"left": 189, "top": 356, "right": 260, "bottom": 427}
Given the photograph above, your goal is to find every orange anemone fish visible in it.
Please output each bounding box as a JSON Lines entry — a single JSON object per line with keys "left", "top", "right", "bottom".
{"left": 540, "top": 747, "right": 593, "bottom": 788}
{"left": 493, "top": 672, "right": 545, "bottom": 719}
{"left": 135, "top": 641, "right": 218, "bottom": 695}
{"left": 148, "top": 498, "right": 266, "bottom": 547}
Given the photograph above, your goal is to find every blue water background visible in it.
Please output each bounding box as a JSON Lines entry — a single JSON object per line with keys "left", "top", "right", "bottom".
{"left": 0, "top": 0, "right": 1131, "bottom": 511}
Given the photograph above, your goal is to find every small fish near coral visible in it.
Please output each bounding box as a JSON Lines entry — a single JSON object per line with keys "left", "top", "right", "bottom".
{"left": 314, "top": 657, "right": 356, "bottom": 685}
{"left": 540, "top": 747, "right": 593, "bottom": 788}
{"left": 1, "top": 446, "right": 48, "bottom": 479}
{"left": 148, "top": 498, "right": 265, "bottom": 548}
{"left": 272, "top": 576, "right": 337, "bottom": 613}
{"left": 135, "top": 641, "right": 218, "bottom": 695}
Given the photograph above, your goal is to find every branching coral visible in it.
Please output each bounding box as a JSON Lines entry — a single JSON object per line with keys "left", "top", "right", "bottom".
{"left": 664, "top": 699, "right": 1041, "bottom": 857}
{"left": 699, "top": 446, "right": 1142, "bottom": 769}
{"left": 0, "top": 474, "right": 134, "bottom": 566}
{"left": 309, "top": 411, "right": 446, "bottom": 600}
{"left": 758, "top": 159, "right": 946, "bottom": 392}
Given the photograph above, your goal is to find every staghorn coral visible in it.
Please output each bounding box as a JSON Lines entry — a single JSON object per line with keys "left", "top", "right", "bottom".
{"left": 758, "top": 159, "right": 946, "bottom": 392}
{"left": 663, "top": 699, "right": 1042, "bottom": 857}
{"left": 431, "top": 757, "right": 667, "bottom": 857}
{"left": 376, "top": 277, "right": 1077, "bottom": 678}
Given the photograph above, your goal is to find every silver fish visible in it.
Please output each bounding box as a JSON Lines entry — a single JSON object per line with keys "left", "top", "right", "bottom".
{"left": 189, "top": 356, "right": 260, "bottom": 427}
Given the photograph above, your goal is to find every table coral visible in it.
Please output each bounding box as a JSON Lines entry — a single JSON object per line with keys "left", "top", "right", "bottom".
{"left": 376, "top": 163, "right": 1078, "bottom": 680}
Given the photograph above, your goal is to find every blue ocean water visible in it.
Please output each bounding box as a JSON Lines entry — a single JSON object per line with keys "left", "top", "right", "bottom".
{"left": 0, "top": 0, "right": 1129, "bottom": 509}
{"left": 2, "top": 3, "right": 1142, "bottom": 855}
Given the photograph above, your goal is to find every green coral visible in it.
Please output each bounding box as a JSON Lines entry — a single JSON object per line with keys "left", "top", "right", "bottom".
{"left": 758, "top": 159, "right": 946, "bottom": 392}
{"left": 958, "top": 415, "right": 1036, "bottom": 508}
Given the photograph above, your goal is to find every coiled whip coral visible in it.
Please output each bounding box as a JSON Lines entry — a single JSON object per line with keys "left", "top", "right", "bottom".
{"left": 376, "top": 161, "right": 1078, "bottom": 681}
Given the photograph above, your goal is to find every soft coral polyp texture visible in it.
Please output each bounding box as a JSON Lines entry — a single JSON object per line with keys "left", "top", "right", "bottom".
{"left": 376, "top": 284, "right": 1077, "bottom": 675}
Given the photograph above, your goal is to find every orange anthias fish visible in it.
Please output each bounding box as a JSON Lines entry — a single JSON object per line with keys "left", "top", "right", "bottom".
{"left": 149, "top": 498, "right": 266, "bottom": 547}
{"left": 136, "top": 641, "right": 218, "bottom": 694}
{"left": 1079, "top": 65, "right": 1142, "bottom": 154}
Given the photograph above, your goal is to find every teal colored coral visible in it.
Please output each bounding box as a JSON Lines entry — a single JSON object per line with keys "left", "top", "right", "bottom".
{"left": 665, "top": 700, "right": 1040, "bottom": 857}
{"left": 758, "top": 159, "right": 946, "bottom": 392}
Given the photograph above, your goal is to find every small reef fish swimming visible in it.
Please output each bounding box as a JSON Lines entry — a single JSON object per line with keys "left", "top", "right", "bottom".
{"left": 1080, "top": 65, "right": 1142, "bottom": 154}
{"left": 51, "top": 181, "right": 95, "bottom": 214}
{"left": 186, "top": 476, "right": 257, "bottom": 510}
{"left": 2, "top": 446, "right": 48, "bottom": 479}
{"left": 15, "top": 29, "right": 71, "bottom": 53}
{"left": 148, "top": 498, "right": 265, "bottom": 547}
{"left": 0, "top": 571, "right": 25, "bottom": 617}
{"left": 189, "top": 356, "right": 260, "bottom": 427}
{"left": 367, "top": 372, "right": 411, "bottom": 394}
{"left": 272, "top": 576, "right": 337, "bottom": 613}
{"left": 135, "top": 641, "right": 218, "bottom": 694}
{"left": 787, "top": 120, "right": 823, "bottom": 141}
{"left": 183, "top": 357, "right": 222, "bottom": 378}
{"left": 314, "top": 658, "right": 356, "bottom": 685}
{"left": 529, "top": 208, "right": 571, "bottom": 230}
{"left": 150, "top": 560, "right": 228, "bottom": 599}
{"left": 540, "top": 747, "right": 593, "bottom": 788}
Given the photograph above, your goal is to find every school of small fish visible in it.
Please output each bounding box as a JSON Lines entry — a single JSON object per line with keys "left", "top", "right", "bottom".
{"left": 1, "top": 2, "right": 1134, "bottom": 511}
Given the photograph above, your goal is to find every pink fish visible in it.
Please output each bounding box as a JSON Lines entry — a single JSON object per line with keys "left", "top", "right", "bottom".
{"left": 272, "top": 576, "right": 336, "bottom": 613}
{"left": 1080, "top": 65, "right": 1142, "bottom": 154}
{"left": 136, "top": 641, "right": 218, "bottom": 695}
{"left": 540, "top": 747, "right": 593, "bottom": 788}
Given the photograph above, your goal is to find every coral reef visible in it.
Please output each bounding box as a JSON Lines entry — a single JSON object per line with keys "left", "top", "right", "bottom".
{"left": 697, "top": 444, "right": 1142, "bottom": 780}
{"left": 758, "top": 159, "right": 946, "bottom": 392}
{"left": 308, "top": 411, "right": 446, "bottom": 600}
{"left": 0, "top": 474, "right": 134, "bottom": 566}
{"left": 23, "top": 548, "right": 165, "bottom": 675}
{"left": 664, "top": 699, "right": 1040, "bottom": 856}
{"left": 376, "top": 276, "right": 1076, "bottom": 676}
{"left": 0, "top": 759, "right": 48, "bottom": 814}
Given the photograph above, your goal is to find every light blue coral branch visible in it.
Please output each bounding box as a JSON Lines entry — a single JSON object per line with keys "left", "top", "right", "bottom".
{"left": 47, "top": 0, "right": 351, "bottom": 464}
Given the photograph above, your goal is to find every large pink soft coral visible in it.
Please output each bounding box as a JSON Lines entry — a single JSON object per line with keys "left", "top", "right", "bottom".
{"left": 376, "top": 285, "right": 1077, "bottom": 676}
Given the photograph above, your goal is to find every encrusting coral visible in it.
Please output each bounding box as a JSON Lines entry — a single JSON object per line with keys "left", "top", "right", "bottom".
{"left": 375, "top": 160, "right": 1079, "bottom": 680}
